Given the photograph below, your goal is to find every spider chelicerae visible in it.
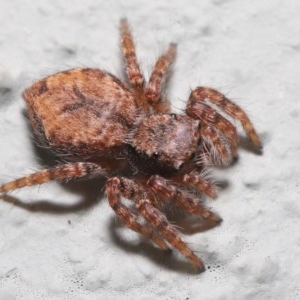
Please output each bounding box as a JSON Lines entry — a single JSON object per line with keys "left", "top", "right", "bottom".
{"left": 0, "top": 19, "right": 262, "bottom": 272}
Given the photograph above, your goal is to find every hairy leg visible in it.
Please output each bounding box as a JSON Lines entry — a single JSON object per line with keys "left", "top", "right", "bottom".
{"left": 120, "top": 19, "right": 145, "bottom": 89}
{"left": 187, "top": 87, "right": 262, "bottom": 149}
{"left": 145, "top": 43, "right": 177, "bottom": 113}
{"left": 120, "top": 20, "right": 176, "bottom": 113}
{"left": 106, "top": 177, "right": 170, "bottom": 250}
{"left": 0, "top": 162, "right": 105, "bottom": 193}
{"left": 187, "top": 97, "right": 239, "bottom": 164}
{"left": 136, "top": 198, "right": 205, "bottom": 271}
{"left": 181, "top": 170, "right": 217, "bottom": 199}
{"left": 200, "top": 125, "right": 233, "bottom": 166}
{"left": 148, "top": 175, "right": 222, "bottom": 224}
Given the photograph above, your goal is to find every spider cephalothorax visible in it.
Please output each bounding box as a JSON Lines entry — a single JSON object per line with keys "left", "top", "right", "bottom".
{"left": 0, "top": 19, "right": 262, "bottom": 272}
{"left": 132, "top": 114, "right": 201, "bottom": 169}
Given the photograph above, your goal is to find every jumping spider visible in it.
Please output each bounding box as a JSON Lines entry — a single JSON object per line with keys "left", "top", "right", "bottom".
{"left": 0, "top": 19, "right": 262, "bottom": 272}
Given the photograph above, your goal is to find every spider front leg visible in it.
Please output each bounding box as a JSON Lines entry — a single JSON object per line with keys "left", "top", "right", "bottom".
{"left": 148, "top": 175, "right": 222, "bottom": 224}
{"left": 136, "top": 198, "right": 205, "bottom": 271}
{"left": 181, "top": 170, "right": 218, "bottom": 199}
{"left": 120, "top": 19, "right": 145, "bottom": 90}
{"left": 144, "top": 43, "right": 177, "bottom": 113}
{"left": 187, "top": 87, "right": 262, "bottom": 156}
{"left": 0, "top": 162, "right": 105, "bottom": 193}
{"left": 120, "top": 18, "right": 151, "bottom": 112}
{"left": 106, "top": 177, "right": 170, "bottom": 251}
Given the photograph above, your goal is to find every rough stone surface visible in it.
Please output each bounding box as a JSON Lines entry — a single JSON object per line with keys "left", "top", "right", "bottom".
{"left": 0, "top": 1, "right": 299, "bottom": 299}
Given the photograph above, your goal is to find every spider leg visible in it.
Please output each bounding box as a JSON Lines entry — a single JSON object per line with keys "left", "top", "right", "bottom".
{"left": 136, "top": 198, "right": 205, "bottom": 271}
{"left": 201, "top": 124, "right": 235, "bottom": 166}
{"left": 120, "top": 19, "right": 145, "bottom": 93}
{"left": 187, "top": 87, "right": 262, "bottom": 149}
{"left": 187, "top": 97, "right": 239, "bottom": 165}
{"left": 181, "top": 170, "right": 218, "bottom": 199}
{"left": 106, "top": 177, "right": 170, "bottom": 250}
{"left": 145, "top": 43, "right": 177, "bottom": 113}
{"left": 148, "top": 175, "right": 222, "bottom": 224}
{"left": 0, "top": 162, "right": 105, "bottom": 193}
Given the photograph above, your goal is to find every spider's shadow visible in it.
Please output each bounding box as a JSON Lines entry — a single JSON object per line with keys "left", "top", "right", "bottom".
{"left": 0, "top": 178, "right": 104, "bottom": 214}
{"left": 109, "top": 218, "right": 199, "bottom": 275}
{"left": 109, "top": 206, "right": 220, "bottom": 274}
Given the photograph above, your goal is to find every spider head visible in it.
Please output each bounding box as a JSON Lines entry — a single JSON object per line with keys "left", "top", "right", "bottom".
{"left": 132, "top": 114, "right": 201, "bottom": 169}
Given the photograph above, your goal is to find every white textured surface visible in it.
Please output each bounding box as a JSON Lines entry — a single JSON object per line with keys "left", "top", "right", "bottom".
{"left": 0, "top": 1, "right": 300, "bottom": 299}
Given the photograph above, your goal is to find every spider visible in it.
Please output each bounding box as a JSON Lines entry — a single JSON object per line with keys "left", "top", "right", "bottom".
{"left": 0, "top": 19, "right": 262, "bottom": 272}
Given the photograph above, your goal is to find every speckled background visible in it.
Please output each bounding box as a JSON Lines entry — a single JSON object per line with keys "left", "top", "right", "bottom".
{"left": 0, "top": 1, "right": 299, "bottom": 299}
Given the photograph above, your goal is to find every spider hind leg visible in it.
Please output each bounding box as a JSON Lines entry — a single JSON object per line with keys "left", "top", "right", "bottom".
{"left": 0, "top": 162, "right": 105, "bottom": 193}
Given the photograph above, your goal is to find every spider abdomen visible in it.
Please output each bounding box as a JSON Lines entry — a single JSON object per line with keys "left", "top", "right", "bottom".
{"left": 23, "top": 68, "right": 139, "bottom": 159}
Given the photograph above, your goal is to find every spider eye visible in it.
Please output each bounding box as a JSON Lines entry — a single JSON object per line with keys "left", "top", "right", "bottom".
{"left": 197, "top": 121, "right": 201, "bottom": 130}
{"left": 191, "top": 152, "right": 197, "bottom": 160}
{"left": 174, "top": 161, "right": 184, "bottom": 169}
{"left": 170, "top": 113, "right": 177, "bottom": 120}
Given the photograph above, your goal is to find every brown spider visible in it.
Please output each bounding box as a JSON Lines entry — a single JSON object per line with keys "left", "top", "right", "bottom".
{"left": 0, "top": 19, "right": 262, "bottom": 272}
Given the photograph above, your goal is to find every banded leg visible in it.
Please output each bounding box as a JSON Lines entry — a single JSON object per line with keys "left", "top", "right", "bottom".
{"left": 145, "top": 43, "right": 177, "bottom": 113}
{"left": 148, "top": 175, "right": 222, "bottom": 224}
{"left": 187, "top": 87, "right": 262, "bottom": 149}
{"left": 120, "top": 19, "right": 145, "bottom": 90}
{"left": 187, "top": 98, "right": 239, "bottom": 164}
{"left": 200, "top": 125, "right": 233, "bottom": 166}
{"left": 0, "top": 162, "right": 105, "bottom": 193}
{"left": 137, "top": 198, "right": 205, "bottom": 271}
{"left": 106, "top": 177, "right": 170, "bottom": 250}
{"left": 181, "top": 170, "right": 217, "bottom": 199}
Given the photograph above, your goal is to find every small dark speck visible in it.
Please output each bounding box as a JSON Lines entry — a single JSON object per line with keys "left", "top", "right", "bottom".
{"left": 290, "top": 110, "right": 299, "bottom": 118}
{"left": 212, "top": 0, "right": 230, "bottom": 5}
{"left": 0, "top": 87, "right": 11, "bottom": 95}
{"left": 0, "top": 86, "right": 13, "bottom": 108}
{"left": 200, "top": 26, "right": 213, "bottom": 36}
{"left": 68, "top": 220, "right": 71, "bottom": 225}
{"left": 244, "top": 182, "right": 260, "bottom": 189}
{"left": 289, "top": 43, "right": 300, "bottom": 52}
{"left": 59, "top": 47, "right": 76, "bottom": 58}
